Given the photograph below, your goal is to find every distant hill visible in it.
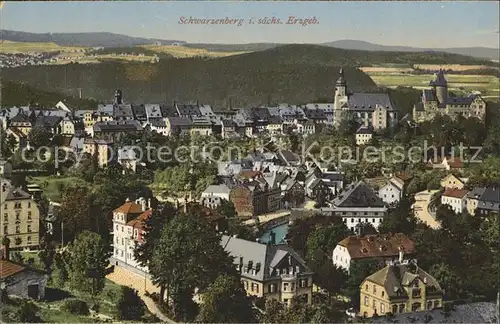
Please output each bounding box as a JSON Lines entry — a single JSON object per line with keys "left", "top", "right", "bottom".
{"left": 0, "top": 29, "right": 185, "bottom": 47}
{"left": 187, "top": 40, "right": 500, "bottom": 61}
{"left": 1, "top": 44, "right": 379, "bottom": 108}
{"left": 322, "top": 40, "right": 500, "bottom": 61}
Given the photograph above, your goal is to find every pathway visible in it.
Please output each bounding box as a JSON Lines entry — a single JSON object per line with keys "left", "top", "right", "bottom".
{"left": 243, "top": 210, "right": 291, "bottom": 226}
{"left": 106, "top": 266, "right": 176, "bottom": 323}
{"left": 413, "top": 190, "right": 441, "bottom": 229}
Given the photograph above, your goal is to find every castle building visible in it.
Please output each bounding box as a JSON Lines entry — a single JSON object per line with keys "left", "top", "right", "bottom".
{"left": 413, "top": 70, "right": 486, "bottom": 123}
{"left": 332, "top": 68, "right": 398, "bottom": 130}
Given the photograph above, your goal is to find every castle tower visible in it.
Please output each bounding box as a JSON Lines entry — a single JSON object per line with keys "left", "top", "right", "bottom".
{"left": 432, "top": 69, "right": 448, "bottom": 105}
{"left": 114, "top": 89, "right": 123, "bottom": 105}
{"left": 334, "top": 67, "right": 349, "bottom": 127}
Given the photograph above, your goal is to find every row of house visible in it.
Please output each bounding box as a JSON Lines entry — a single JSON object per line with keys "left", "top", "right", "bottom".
{"left": 109, "top": 198, "right": 314, "bottom": 306}
{"left": 331, "top": 230, "right": 444, "bottom": 319}
{"left": 440, "top": 174, "right": 500, "bottom": 215}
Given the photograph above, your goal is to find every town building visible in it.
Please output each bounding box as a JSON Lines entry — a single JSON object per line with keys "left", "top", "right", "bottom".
{"left": 83, "top": 138, "right": 114, "bottom": 168}
{"left": 229, "top": 178, "right": 281, "bottom": 219}
{"left": 201, "top": 184, "right": 231, "bottom": 209}
{"left": 359, "top": 260, "right": 444, "bottom": 318}
{"left": 333, "top": 68, "right": 398, "bottom": 130}
{"left": 440, "top": 173, "right": 468, "bottom": 190}
{"left": 221, "top": 235, "right": 314, "bottom": 306}
{"left": 426, "top": 156, "right": 464, "bottom": 171}
{"left": 332, "top": 233, "right": 415, "bottom": 274}
{"left": 325, "top": 181, "right": 387, "bottom": 230}
{"left": 0, "top": 183, "right": 40, "bottom": 250}
{"left": 355, "top": 126, "right": 373, "bottom": 145}
{"left": 111, "top": 198, "right": 151, "bottom": 273}
{"left": 378, "top": 177, "right": 405, "bottom": 206}
{"left": 1, "top": 244, "right": 47, "bottom": 300}
{"left": 92, "top": 120, "right": 143, "bottom": 141}
{"left": 413, "top": 70, "right": 487, "bottom": 123}
{"left": 472, "top": 186, "right": 500, "bottom": 215}
{"left": 441, "top": 188, "right": 468, "bottom": 214}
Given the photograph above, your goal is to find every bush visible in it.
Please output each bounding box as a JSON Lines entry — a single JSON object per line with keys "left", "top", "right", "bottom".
{"left": 16, "top": 301, "right": 40, "bottom": 323}
{"left": 115, "top": 286, "right": 146, "bottom": 320}
{"left": 61, "top": 299, "right": 90, "bottom": 315}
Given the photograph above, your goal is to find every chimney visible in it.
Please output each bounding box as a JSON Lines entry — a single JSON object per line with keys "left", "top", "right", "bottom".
{"left": 269, "top": 230, "right": 276, "bottom": 245}
{"left": 398, "top": 245, "right": 404, "bottom": 263}
{"left": 147, "top": 198, "right": 152, "bottom": 210}
{"left": 1, "top": 238, "right": 10, "bottom": 260}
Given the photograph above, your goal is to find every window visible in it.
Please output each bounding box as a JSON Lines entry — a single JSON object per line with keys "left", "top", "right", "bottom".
{"left": 412, "top": 288, "right": 421, "bottom": 298}
{"left": 283, "top": 283, "right": 289, "bottom": 292}
{"left": 372, "top": 299, "right": 376, "bottom": 309}
{"left": 365, "top": 284, "right": 368, "bottom": 291}
{"left": 380, "top": 303, "right": 385, "bottom": 313}
{"left": 27, "top": 212, "right": 32, "bottom": 219}
{"left": 27, "top": 225, "right": 31, "bottom": 233}
{"left": 382, "top": 291, "right": 385, "bottom": 297}
{"left": 434, "top": 300, "right": 440, "bottom": 308}
{"left": 15, "top": 213, "right": 20, "bottom": 221}
{"left": 3, "top": 225, "right": 7, "bottom": 235}
{"left": 15, "top": 225, "right": 20, "bottom": 234}
{"left": 28, "top": 202, "right": 31, "bottom": 208}
{"left": 427, "top": 301, "right": 432, "bottom": 310}
{"left": 269, "top": 284, "right": 275, "bottom": 293}
{"left": 412, "top": 302, "right": 421, "bottom": 312}
{"left": 392, "top": 304, "right": 398, "bottom": 314}
{"left": 3, "top": 213, "right": 7, "bottom": 221}
{"left": 373, "top": 285, "right": 377, "bottom": 294}
{"left": 364, "top": 296, "right": 369, "bottom": 306}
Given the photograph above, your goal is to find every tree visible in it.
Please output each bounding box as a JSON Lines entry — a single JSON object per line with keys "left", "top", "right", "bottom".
{"left": 197, "top": 274, "right": 255, "bottom": 323}
{"left": 344, "top": 259, "right": 382, "bottom": 308}
{"left": 56, "top": 186, "right": 99, "bottom": 244}
{"left": 67, "top": 231, "right": 110, "bottom": 296}
{"left": 115, "top": 286, "right": 146, "bottom": 320}
{"left": 378, "top": 197, "right": 418, "bottom": 235}
{"left": 261, "top": 298, "right": 287, "bottom": 323}
{"left": 216, "top": 199, "right": 236, "bottom": 218}
{"left": 27, "top": 126, "right": 52, "bottom": 148}
{"left": 134, "top": 202, "right": 177, "bottom": 268}
{"left": 149, "top": 210, "right": 236, "bottom": 321}
{"left": 429, "top": 263, "right": 461, "bottom": 300}
{"left": 305, "top": 222, "right": 350, "bottom": 299}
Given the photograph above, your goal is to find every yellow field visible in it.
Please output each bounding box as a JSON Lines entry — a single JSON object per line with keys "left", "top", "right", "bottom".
{"left": 413, "top": 64, "right": 497, "bottom": 71}
{"left": 360, "top": 67, "right": 414, "bottom": 73}
{"left": 140, "top": 44, "right": 247, "bottom": 58}
{"left": 0, "top": 40, "right": 87, "bottom": 53}
{"left": 367, "top": 72, "right": 499, "bottom": 100}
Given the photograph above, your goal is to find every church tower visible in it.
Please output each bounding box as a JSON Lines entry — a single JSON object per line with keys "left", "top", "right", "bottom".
{"left": 335, "top": 67, "right": 347, "bottom": 97}
{"left": 432, "top": 69, "right": 448, "bottom": 106}
{"left": 334, "top": 67, "right": 349, "bottom": 127}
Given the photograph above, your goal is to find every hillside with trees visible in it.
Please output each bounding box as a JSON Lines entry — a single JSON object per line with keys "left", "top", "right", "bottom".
{"left": 1, "top": 80, "right": 98, "bottom": 109}
{"left": 1, "top": 45, "right": 380, "bottom": 107}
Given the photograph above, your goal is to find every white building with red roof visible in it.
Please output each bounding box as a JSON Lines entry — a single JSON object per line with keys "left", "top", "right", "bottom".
{"left": 332, "top": 233, "right": 415, "bottom": 274}
{"left": 111, "top": 198, "right": 151, "bottom": 273}
{"left": 441, "top": 188, "right": 468, "bottom": 214}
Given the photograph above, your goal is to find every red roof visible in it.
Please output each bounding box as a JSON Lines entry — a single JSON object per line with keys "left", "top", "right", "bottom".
{"left": 126, "top": 209, "right": 151, "bottom": 231}
{"left": 113, "top": 201, "right": 143, "bottom": 215}
{"left": 446, "top": 158, "right": 464, "bottom": 169}
{"left": 338, "top": 233, "right": 415, "bottom": 259}
{"left": 442, "top": 188, "right": 467, "bottom": 199}
{"left": 0, "top": 259, "right": 26, "bottom": 279}
{"left": 238, "top": 171, "right": 262, "bottom": 179}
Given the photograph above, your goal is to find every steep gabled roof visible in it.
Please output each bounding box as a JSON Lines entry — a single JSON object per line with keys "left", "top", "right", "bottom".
{"left": 338, "top": 233, "right": 415, "bottom": 260}
{"left": 113, "top": 201, "right": 143, "bottom": 215}
{"left": 332, "top": 181, "right": 385, "bottom": 208}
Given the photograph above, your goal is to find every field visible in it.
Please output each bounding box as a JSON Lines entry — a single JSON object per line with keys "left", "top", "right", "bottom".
{"left": 140, "top": 44, "right": 248, "bottom": 58}
{"left": 365, "top": 71, "right": 499, "bottom": 100}
{"left": 0, "top": 40, "right": 87, "bottom": 54}
{"left": 29, "top": 176, "right": 89, "bottom": 202}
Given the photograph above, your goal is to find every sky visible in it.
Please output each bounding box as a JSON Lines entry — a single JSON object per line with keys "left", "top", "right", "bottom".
{"left": 1, "top": 1, "right": 499, "bottom": 48}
